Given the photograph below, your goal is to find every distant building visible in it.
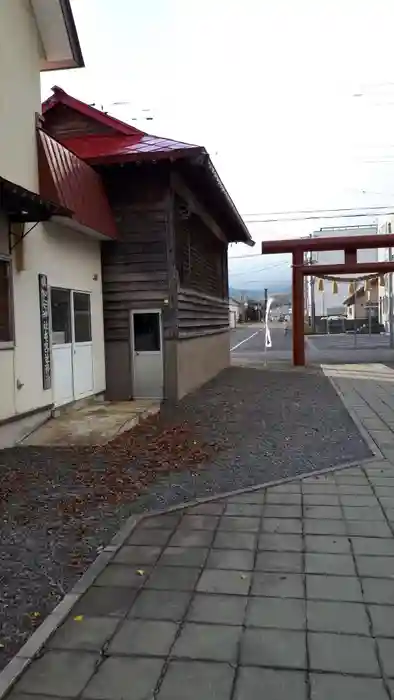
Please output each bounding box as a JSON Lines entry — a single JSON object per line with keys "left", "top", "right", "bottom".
{"left": 305, "top": 225, "right": 379, "bottom": 325}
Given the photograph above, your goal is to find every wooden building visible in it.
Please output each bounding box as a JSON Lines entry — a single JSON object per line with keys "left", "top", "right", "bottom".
{"left": 42, "top": 87, "right": 254, "bottom": 401}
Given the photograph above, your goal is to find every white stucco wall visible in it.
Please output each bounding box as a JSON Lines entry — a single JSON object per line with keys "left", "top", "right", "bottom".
{"left": 11, "top": 223, "right": 106, "bottom": 415}
{"left": 0, "top": 0, "right": 42, "bottom": 192}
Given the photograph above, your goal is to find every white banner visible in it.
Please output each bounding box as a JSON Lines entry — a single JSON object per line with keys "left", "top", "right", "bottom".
{"left": 264, "top": 297, "right": 273, "bottom": 350}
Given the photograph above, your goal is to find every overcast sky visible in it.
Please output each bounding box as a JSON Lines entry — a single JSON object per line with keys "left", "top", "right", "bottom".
{"left": 41, "top": 0, "right": 394, "bottom": 290}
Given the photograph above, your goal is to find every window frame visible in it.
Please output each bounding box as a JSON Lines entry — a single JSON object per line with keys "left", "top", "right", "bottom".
{"left": 0, "top": 254, "right": 14, "bottom": 349}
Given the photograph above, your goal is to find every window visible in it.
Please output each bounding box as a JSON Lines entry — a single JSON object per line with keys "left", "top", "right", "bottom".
{"left": 51, "top": 288, "right": 72, "bottom": 345}
{"left": 133, "top": 312, "right": 161, "bottom": 352}
{"left": 73, "top": 292, "right": 92, "bottom": 342}
{"left": 0, "top": 259, "right": 13, "bottom": 343}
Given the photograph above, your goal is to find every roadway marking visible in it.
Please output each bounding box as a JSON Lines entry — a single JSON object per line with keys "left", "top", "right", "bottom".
{"left": 230, "top": 330, "right": 261, "bottom": 352}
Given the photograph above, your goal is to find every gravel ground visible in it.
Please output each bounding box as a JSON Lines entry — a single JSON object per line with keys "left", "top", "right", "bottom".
{"left": 0, "top": 366, "right": 370, "bottom": 669}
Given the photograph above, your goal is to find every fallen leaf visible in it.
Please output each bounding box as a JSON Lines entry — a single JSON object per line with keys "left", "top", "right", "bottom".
{"left": 136, "top": 569, "right": 145, "bottom": 576}
{"left": 74, "top": 615, "right": 84, "bottom": 622}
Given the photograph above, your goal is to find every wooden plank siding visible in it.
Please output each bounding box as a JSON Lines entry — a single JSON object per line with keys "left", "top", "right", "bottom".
{"left": 173, "top": 190, "right": 230, "bottom": 338}
{"left": 99, "top": 165, "right": 172, "bottom": 342}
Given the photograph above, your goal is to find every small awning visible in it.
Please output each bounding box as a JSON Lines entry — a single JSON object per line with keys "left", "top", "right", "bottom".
{"left": 0, "top": 176, "right": 69, "bottom": 223}
{"left": 37, "top": 129, "right": 118, "bottom": 240}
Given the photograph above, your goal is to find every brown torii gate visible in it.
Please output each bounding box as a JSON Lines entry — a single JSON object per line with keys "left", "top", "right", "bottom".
{"left": 261, "top": 233, "right": 394, "bottom": 366}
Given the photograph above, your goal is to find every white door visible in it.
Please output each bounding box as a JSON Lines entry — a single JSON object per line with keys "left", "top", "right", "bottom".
{"left": 131, "top": 310, "right": 163, "bottom": 399}
{"left": 72, "top": 291, "right": 93, "bottom": 399}
{"left": 51, "top": 288, "right": 93, "bottom": 406}
{"left": 51, "top": 288, "right": 74, "bottom": 406}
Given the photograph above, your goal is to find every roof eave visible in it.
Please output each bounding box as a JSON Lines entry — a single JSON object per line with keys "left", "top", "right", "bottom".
{"left": 33, "top": 0, "right": 84, "bottom": 71}
{"left": 204, "top": 158, "right": 254, "bottom": 247}
{"left": 85, "top": 146, "right": 205, "bottom": 166}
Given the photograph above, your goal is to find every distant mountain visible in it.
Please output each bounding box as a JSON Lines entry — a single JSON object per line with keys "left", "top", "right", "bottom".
{"left": 229, "top": 283, "right": 291, "bottom": 301}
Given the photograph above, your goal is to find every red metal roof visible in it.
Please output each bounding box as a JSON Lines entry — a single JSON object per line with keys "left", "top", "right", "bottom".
{"left": 60, "top": 134, "right": 202, "bottom": 165}
{"left": 41, "top": 87, "right": 254, "bottom": 246}
{"left": 37, "top": 129, "right": 117, "bottom": 239}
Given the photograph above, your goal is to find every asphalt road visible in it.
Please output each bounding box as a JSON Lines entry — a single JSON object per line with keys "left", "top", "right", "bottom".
{"left": 231, "top": 324, "right": 394, "bottom": 364}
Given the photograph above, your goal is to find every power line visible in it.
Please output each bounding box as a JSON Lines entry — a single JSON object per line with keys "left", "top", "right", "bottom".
{"left": 229, "top": 262, "right": 290, "bottom": 276}
{"left": 243, "top": 204, "right": 394, "bottom": 218}
{"left": 244, "top": 210, "right": 394, "bottom": 224}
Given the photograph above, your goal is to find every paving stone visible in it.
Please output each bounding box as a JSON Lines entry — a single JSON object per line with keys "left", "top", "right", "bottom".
{"left": 240, "top": 628, "right": 306, "bottom": 669}
{"left": 340, "top": 495, "right": 379, "bottom": 507}
{"left": 219, "top": 516, "right": 260, "bottom": 532}
{"left": 304, "top": 506, "right": 342, "bottom": 519}
{"left": 234, "top": 667, "right": 307, "bottom": 700}
{"left": 72, "top": 587, "right": 137, "bottom": 618}
{"left": 302, "top": 483, "right": 339, "bottom": 494}
{"left": 265, "top": 492, "right": 302, "bottom": 505}
{"left": 385, "top": 508, "right": 394, "bottom": 522}
{"left": 48, "top": 616, "right": 118, "bottom": 651}
{"left": 169, "top": 529, "right": 214, "bottom": 548}
{"left": 145, "top": 566, "right": 200, "bottom": 591}
{"left": 306, "top": 601, "right": 370, "bottom": 635}
{"left": 375, "top": 486, "right": 394, "bottom": 498}
{"left": 336, "top": 474, "right": 370, "bottom": 485}
{"left": 127, "top": 528, "right": 172, "bottom": 546}
{"left": 362, "top": 577, "right": 394, "bottom": 604}
{"left": 186, "top": 502, "right": 226, "bottom": 515}
{"left": 15, "top": 651, "right": 98, "bottom": 697}
{"left": 305, "top": 535, "right": 351, "bottom": 554}
{"left": 187, "top": 593, "right": 247, "bottom": 625}
{"left": 369, "top": 604, "right": 394, "bottom": 636}
{"left": 343, "top": 506, "right": 385, "bottom": 521}
{"left": 356, "top": 555, "right": 394, "bottom": 577}
{"left": 261, "top": 518, "right": 302, "bottom": 534}
{"left": 179, "top": 515, "right": 220, "bottom": 530}
{"left": 255, "top": 551, "right": 302, "bottom": 573}
{"left": 227, "top": 491, "right": 266, "bottom": 504}
{"left": 305, "top": 553, "right": 356, "bottom": 576}
{"left": 269, "top": 483, "right": 301, "bottom": 494}
{"left": 310, "top": 673, "right": 388, "bottom": 700}
{"left": 351, "top": 537, "right": 394, "bottom": 556}
{"left": 251, "top": 572, "right": 304, "bottom": 598}
{"left": 264, "top": 505, "right": 302, "bottom": 519}
{"left": 113, "top": 545, "right": 162, "bottom": 566}
{"left": 225, "top": 502, "right": 263, "bottom": 516}
{"left": 304, "top": 519, "right": 347, "bottom": 536}
{"left": 94, "top": 564, "right": 150, "bottom": 588}
{"left": 338, "top": 485, "right": 374, "bottom": 495}
{"left": 376, "top": 638, "right": 394, "bottom": 676}
{"left": 309, "top": 632, "right": 380, "bottom": 675}
{"left": 156, "top": 660, "right": 234, "bottom": 700}
{"left": 158, "top": 546, "right": 208, "bottom": 568}
{"left": 306, "top": 575, "right": 363, "bottom": 602}
{"left": 139, "top": 514, "right": 180, "bottom": 530}
{"left": 109, "top": 619, "right": 178, "bottom": 656}
{"left": 206, "top": 548, "right": 255, "bottom": 570}
{"left": 171, "top": 622, "right": 241, "bottom": 662}
{"left": 197, "top": 569, "right": 251, "bottom": 595}
{"left": 258, "top": 533, "right": 303, "bottom": 552}
{"left": 213, "top": 531, "right": 257, "bottom": 550}
{"left": 347, "top": 520, "right": 392, "bottom": 537}
{"left": 128, "top": 589, "right": 191, "bottom": 621}
{"left": 245, "top": 596, "right": 306, "bottom": 629}
{"left": 303, "top": 494, "right": 340, "bottom": 506}
{"left": 378, "top": 496, "right": 394, "bottom": 508}
{"left": 303, "top": 475, "right": 337, "bottom": 484}
{"left": 82, "top": 656, "right": 164, "bottom": 700}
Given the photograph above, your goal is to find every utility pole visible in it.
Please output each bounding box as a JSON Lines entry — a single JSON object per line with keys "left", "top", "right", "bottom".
{"left": 389, "top": 223, "right": 394, "bottom": 348}
{"left": 264, "top": 288, "right": 268, "bottom": 323}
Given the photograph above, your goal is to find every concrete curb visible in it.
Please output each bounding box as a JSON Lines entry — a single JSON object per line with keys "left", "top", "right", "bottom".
{"left": 323, "top": 371, "right": 385, "bottom": 460}
{"left": 0, "top": 449, "right": 383, "bottom": 698}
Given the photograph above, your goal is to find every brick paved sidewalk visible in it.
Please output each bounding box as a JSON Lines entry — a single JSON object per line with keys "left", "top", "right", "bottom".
{"left": 6, "top": 459, "right": 394, "bottom": 700}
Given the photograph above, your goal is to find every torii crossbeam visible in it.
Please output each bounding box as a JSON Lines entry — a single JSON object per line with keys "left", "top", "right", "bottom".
{"left": 261, "top": 233, "right": 394, "bottom": 366}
